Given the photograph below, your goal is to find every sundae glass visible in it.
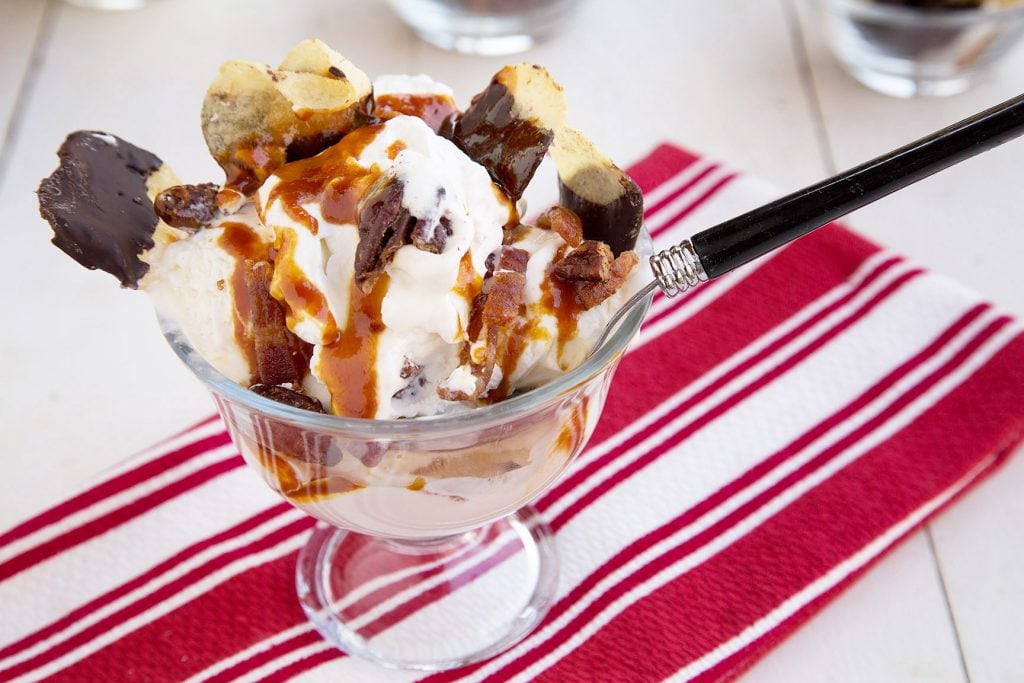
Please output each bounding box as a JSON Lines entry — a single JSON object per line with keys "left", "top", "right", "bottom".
{"left": 162, "top": 286, "right": 648, "bottom": 669}
{"left": 37, "top": 39, "right": 651, "bottom": 670}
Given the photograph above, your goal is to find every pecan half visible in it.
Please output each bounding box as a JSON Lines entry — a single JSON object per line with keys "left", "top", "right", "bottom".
{"left": 578, "top": 250, "right": 639, "bottom": 309}
{"left": 154, "top": 183, "right": 220, "bottom": 229}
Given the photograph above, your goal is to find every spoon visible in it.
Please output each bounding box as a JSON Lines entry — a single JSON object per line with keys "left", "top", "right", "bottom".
{"left": 592, "top": 91, "right": 1024, "bottom": 355}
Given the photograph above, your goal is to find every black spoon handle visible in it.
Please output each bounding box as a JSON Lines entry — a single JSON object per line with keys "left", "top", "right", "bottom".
{"left": 688, "top": 92, "right": 1024, "bottom": 279}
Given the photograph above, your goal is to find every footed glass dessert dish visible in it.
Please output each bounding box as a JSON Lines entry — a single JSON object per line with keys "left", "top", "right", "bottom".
{"left": 160, "top": 289, "right": 650, "bottom": 671}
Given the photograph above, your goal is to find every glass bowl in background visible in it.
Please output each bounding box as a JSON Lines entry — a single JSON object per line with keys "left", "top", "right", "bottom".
{"left": 821, "top": 0, "right": 1024, "bottom": 97}
{"left": 159, "top": 285, "right": 651, "bottom": 671}
{"left": 386, "top": 0, "right": 582, "bottom": 55}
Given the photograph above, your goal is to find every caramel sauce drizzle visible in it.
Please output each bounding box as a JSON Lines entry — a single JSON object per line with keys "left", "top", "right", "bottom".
{"left": 539, "top": 251, "right": 585, "bottom": 367}
{"left": 375, "top": 93, "right": 458, "bottom": 133}
{"left": 452, "top": 250, "right": 482, "bottom": 303}
{"left": 386, "top": 140, "right": 406, "bottom": 160}
{"left": 555, "top": 395, "right": 589, "bottom": 456}
{"left": 223, "top": 133, "right": 283, "bottom": 196}
{"left": 265, "top": 124, "right": 383, "bottom": 235}
{"left": 271, "top": 228, "right": 337, "bottom": 340}
{"left": 218, "top": 221, "right": 272, "bottom": 381}
{"left": 316, "top": 276, "right": 390, "bottom": 418}
{"left": 263, "top": 124, "right": 400, "bottom": 418}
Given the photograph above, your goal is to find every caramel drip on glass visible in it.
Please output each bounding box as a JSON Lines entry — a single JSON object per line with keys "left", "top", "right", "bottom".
{"left": 555, "top": 395, "right": 589, "bottom": 455}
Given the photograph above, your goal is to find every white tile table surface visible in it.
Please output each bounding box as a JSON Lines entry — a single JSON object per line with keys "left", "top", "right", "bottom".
{"left": 0, "top": 0, "right": 1021, "bottom": 680}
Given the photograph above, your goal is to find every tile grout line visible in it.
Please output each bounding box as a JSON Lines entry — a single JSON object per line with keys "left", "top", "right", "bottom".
{"left": 0, "top": 0, "right": 60, "bottom": 193}
{"left": 925, "top": 525, "right": 973, "bottom": 683}
{"left": 781, "top": 0, "right": 838, "bottom": 175}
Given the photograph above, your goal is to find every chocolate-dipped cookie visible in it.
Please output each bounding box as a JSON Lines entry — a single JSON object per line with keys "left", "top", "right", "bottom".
{"left": 37, "top": 131, "right": 176, "bottom": 288}
{"left": 550, "top": 127, "right": 644, "bottom": 256}
{"left": 451, "top": 64, "right": 567, "bottom": 202}
{"left": 201, "top": 39, "right": 373, "bottom": 195}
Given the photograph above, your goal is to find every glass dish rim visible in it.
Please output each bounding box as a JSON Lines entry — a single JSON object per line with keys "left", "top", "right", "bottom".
{"left": 159, "top": 284, "right": 653, "bottom": 438}
{"left": 826, "top": 0, "right": 1024, "bottom": 22}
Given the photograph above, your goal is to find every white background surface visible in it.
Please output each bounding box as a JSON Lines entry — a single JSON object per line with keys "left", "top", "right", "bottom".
{"left": 0, "top": 0, "right": 1021, "bottom": 680}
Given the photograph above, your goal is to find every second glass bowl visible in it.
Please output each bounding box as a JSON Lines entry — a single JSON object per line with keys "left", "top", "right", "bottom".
{"left": 821, "top": 0, "right": 1024, "bottom": 97}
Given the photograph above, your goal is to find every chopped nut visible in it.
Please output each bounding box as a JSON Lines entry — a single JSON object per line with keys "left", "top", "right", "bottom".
{"left": 497, "top": 246, "right": 529, "bottom": 273}
{"left": 553, "top": 240, "right": 613, "bottom": 283}
{"left": 356, "top": 179, "right": 451, "bottom": 291}
{"left": 154, "top": 183, "right": 220, "bottom": 229}
{"left": 537, "top": 206, "right": 583, "bottom": 247}
{"left": 399, "top": 357, "right": 421, "bottom": 379}
{"left": 578, "top": 250, "right": 639, "bottom": 309}
{"left": 250, "top": 383, "right": 326, "bottom": 413}
{"left": 355, "top": 178, "right": 414, "bottom": 292}
{"left": 411, "top": 214, "right": 451, "bottom": 254}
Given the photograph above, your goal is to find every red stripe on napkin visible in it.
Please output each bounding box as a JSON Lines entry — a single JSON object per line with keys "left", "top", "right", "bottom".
{"left": 2, "top": 143, "right": 1022, "bottom": 683}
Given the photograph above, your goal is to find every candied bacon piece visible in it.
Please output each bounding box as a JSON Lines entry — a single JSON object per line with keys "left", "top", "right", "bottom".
{"left": 438, "top": 270, "right": 526, "bottom": 402}
{"left": 482, "top": 271, "right": 526, "bottom": 327}
{"left": 578, "top": 250, "right": 639, "bottom": 309}
{"left": 244, "top": 260, "right": 304, "bottom": 385}
{"left": 553, "top": 240, "right": 613, "bottom": 283}
{"left": 536, "top": 206, "right": 583, "bottom": 247}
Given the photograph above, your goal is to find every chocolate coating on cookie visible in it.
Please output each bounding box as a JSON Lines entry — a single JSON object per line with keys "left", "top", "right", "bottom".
{"left": 37, "top": 131, "right": 163, "bottom": 288}
{"left": 451, "top": 82, "right": 553, "bottom": 202}
{"left": 558, "top": 168, "right": 643, "bottom": 257}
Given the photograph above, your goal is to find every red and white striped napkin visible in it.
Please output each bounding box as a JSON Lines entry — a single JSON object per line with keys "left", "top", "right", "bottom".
{"left": 2, "top": 143, "right": 1023, "bottom": 682}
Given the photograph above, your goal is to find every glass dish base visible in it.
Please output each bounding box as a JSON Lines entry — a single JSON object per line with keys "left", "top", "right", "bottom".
{"left": 412, "top": 29, "right": 537, "bottom": 56}
{"left": 841, "top": 61, "right": 974, "bottom": 98}
{"left": 296, "top": 505, "right": 558, "bottom": 671}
